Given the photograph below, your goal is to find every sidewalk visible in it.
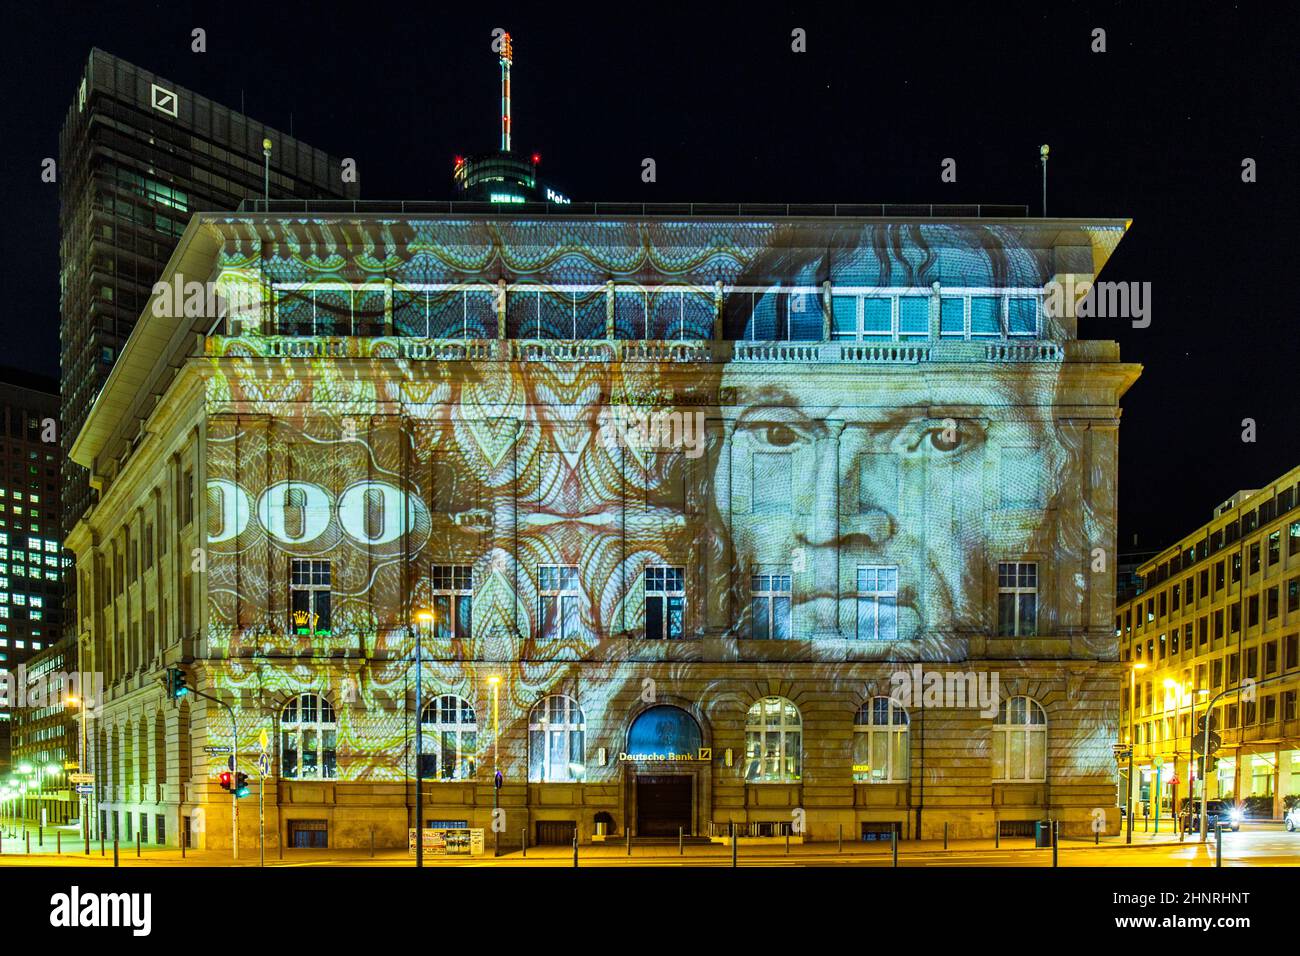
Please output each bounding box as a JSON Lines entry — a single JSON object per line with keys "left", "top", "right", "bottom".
{"left": 0, "top": 823, "right": 1212, "bottom": 867}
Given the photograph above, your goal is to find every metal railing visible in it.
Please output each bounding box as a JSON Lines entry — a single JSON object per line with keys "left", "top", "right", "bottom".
{"left": 233, "top": 199, "right": 1030, "bottom": 219}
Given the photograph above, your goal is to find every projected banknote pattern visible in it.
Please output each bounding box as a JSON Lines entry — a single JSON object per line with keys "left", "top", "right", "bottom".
{"left": 200, "top": 218, "right": 1123, "bottom": 783}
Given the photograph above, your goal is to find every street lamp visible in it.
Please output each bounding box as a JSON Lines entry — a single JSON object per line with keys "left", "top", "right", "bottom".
{"left": 66, "top": 692, "right": 89, "bottom": 842}
{"left": 489, "top": 675, "right": 500, "bottom": 856}
{"left": 413, "top": 609, "right": 434, "bottom": 869}
{"left": 1126, "top": 662, "right": 1146, "bottom": 844}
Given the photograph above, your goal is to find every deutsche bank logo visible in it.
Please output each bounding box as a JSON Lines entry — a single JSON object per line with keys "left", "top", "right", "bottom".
{"left": 150, "top": 83, "right": 178, "bottom": 117}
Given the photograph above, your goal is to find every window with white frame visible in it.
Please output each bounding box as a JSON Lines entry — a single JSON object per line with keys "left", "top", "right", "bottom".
{"left": 419, "top": 695, "right": 477, "bottom": 780}
{"left": 750, "top": 572, "right": 792, "bottom": 640}
{"left": 537, "top": 565, "right": 580, "bottom": 641}
{"left": 856, "top": 566, "right": 898, "bottom": 640}
{"left": 290, "top": 559, "right": 331, "bottom": 636}
{"left": 744, "top": 696, "right": 802, "bottom": 783}
{"left": 280, "top": 693, "right": 337, "bottom": 780}
{"left": 992, "top": 696, "right": 1047, "bottom": 782}
{"left": 644, "top": 566, "right": 685, "bottom": 639}
{"left": 853, "top": 698, "right": 910, "bottom": 782}
{"left": 429, "top": 565, "right": 473, "bottom": 641}
{"left": 528, "top": 694, "right": 585, "bottom": 782}
{"left": 997, "top": 561, "right": 1038, "bottom": 636}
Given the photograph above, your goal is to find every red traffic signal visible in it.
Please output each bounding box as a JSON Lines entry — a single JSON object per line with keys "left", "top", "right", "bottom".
{"left": 218, "top": 771, "right": 232, "bottom": 792}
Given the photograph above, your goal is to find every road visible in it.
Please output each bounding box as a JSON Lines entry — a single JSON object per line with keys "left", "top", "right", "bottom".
{"left": 0, "top": 821, "right": 1295, "bottom": 867}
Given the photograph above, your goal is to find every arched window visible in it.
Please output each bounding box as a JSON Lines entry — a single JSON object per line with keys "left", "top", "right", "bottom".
{"left": 853, "top": 697, "right": 910, "bottom": 783}
{"left": 420, "top": 695, "right": 477, "bottom": 780}
{"left": 281, "top": 693, "right": 337, "bottom": 780}
{"left": 528, "top": 695, "right": 585, "bottom": 782}
{"left": 744, "top": 696, "right": 801, "bottom": 782}
{"left": 992, "top": 696, "right": 1047, "bottom": 782}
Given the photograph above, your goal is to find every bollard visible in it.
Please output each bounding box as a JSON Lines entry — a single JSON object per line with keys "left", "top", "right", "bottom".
{"left": 181, "top": 834, "right": 185, "bottom": 860}
{"left": 84, "top": 825, "right": 90, "bottom": 856}
{"left": 137, "top": 829, "right": 141, "bottom": 858}
{"left": 785, "top": 830, "right": 789, "bottom": 856}
{"left": 38, "top": 824, "right": 43, "bottom": 848}
{"left": 892, "top": 829, "right": 898, "bottom": 867}
{"left": 113, "top": 837, "right": 119, "bottom": 868}
{"left": 1095, "top": 826, "right": 1100, "bottom": 846}
{"left": 732, "top": 827, "right": 737, "bottom": 869}
{"left": 58, "top": 831, "right": 62, "bottom": 854}
{"left": 679, "top": 826, "right": 683, "bottom": 856}
{"left": 995, "top": 825, "right": 1000, "bottom": 849}
{"left": 370, "top": 827, "right": 375, "bottom": 858}
{"left": 572, "top": 830, "right": 578, "bottom": 868}
{"left": 838, "top": 823, "right": 843, "bottom": 853}
{"left": 25, "top": 832, "right": 30, "bottom": 854}
{"left": 1215, "top": 823, "right": 1222, "bottom": 868}
{"left": 100, "top": 831, "right": 105, "bottom": 857}
{"left": 522, "top": 828, "right": 527, "bottom": 858}
{"left": 943, "top": 821, "right": 948, "bottom": 850}
{"left": 1052, "top": 821, "right": 1059, "bottom": 868}
{"left": 627, "top": 826, "right": 631, "bottom": 856}
{"left": 1, "top": 831, "right": 4, "bottom": 853}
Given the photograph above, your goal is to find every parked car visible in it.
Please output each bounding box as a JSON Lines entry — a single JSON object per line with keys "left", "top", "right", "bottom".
{"left": 1180, "top": 798, "right": 1242, "bottom": 832}
{"left": 1286, "top": 805, "right": 1300, "bottom": 833}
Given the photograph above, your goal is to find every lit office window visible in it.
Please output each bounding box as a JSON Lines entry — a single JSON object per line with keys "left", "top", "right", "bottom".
{"left": 289, "top": 559, "right": 331, "bottom": 636}
{"left": 419, "top": 695, "right": 477, "bottom": 780}
{"left": 997, "top": 562, "right": 1038, "bottom": 636}
{"left": 528, "top": 695, "right": 584, "bottom": 782}
{"left": 744, "top": 696, "right": 802, "bottom": 783}
{"left": 537, "top": 566, "right": 579, "bottom": 642}
{"left": 856, "top": 566, "right": 898, "bottom": 640}
{"left": 644, "top": 566, "right": 685, "bottom": 640}
{"left": 992, "top": 697, "right": 1047, "bottom": 782}
{"left": 429, "top": 565, "right": 473, "bottom": 641}
{"left": 750, "top": 573, "right": 792, "bottom": 640}
{"left": 853, "top": 697, "right": 910, "bottom": 783}
{"left": 280, "top": 693, "right": 337, "bottom": 780}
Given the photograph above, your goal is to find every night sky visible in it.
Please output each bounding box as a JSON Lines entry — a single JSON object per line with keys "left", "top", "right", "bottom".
{"left": 1, "top": 0, "right": 1294, "bottom": 549}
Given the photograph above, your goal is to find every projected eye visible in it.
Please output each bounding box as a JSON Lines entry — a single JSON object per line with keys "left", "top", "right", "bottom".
{"left": 762, "top": 424, "right": 800, "bottom": 447}
{"left": 929, "top": 428, "right": 961, "bottom": 452}
{"left": 903, "top": 420, "right": 985, "bottom": 459}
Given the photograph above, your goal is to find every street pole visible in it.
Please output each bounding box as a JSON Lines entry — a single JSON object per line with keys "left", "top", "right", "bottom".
{"left": 491, "top": 676, "right": 500, "bottom": 858}
{"left": 1126, "top": 665, "right": 1143, "bottom": 845}
{"left": 259, "top": 773, "right": 265, "bottom": 868}
{"left": 184, "top": 686, "right": 240, "bottom": 860}
{"left": 413, "top": 612, "right": 429, "bottom": 869}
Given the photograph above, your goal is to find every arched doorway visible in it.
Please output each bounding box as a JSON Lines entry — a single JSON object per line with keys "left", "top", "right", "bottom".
{"left": 627, "top": 706, "right": 703, "bottom": 837}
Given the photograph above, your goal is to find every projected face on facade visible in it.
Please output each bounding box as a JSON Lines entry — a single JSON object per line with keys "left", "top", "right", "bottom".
{"left": 202, "top": 217, "right": 1114, "bottom": 782}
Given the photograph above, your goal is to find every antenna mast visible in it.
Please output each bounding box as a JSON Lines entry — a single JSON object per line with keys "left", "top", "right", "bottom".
{"left": 500, "top": 31, "right": 513, "bottom": 152}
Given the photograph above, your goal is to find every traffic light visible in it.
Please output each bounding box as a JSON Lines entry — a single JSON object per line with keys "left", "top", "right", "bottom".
{"left": 1196, "top": 756, "right": 1219, "bottom": 776}
{"left": 1197, "top": 712, "right": 1218, "bottom": 733}
{"left": 163, "top": 667, "right": 189, "bottom": 700}
{"left": 218, "top": 771, "right": 233, "bottom": 793}
{"left": 233, "top": 772, "right": 250, "bottom": 798}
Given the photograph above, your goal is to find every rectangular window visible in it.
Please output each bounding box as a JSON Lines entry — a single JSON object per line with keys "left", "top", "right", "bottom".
{"left": 856, "top": 566, "right": 898, "bottom": 640}
{"left": 429, "top": 565, "right": 473, "bottom": 641}
{"left": 898, "top": 298, "right": 928, "bottom": 337}
{"left": 289, "top": 559, "right": 331, "bottom": 635}
{"left": 538, "top": 565, "right": 580, "bottom": 642}
{"left": 997, "top": 561, "right": 1038, "bottom": 637}
{"left": 644, "top": 566, "right": 685, "bottom": 640}
{"left": 1267, "top": 586, "right": 1279, "bottom": 620}
{"left": 939, "top": 297, "right": 965, "bottom": 338}
{"left": 1290, "top": 577, "right": 1300, "bottom": 613}
{"left": 1249, "top": 543, "right": 1260, "bottom": 575}
{"left": 750, "top": 572, "right": 792, "bottom": 640}
{"left": 181, "top": 468, "right": 194, "bottom": 527}
{"left": 1215, "top": 560, "right": 1225, "bottom": 591}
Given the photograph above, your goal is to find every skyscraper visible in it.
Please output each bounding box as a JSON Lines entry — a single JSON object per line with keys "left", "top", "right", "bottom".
{"left": 58, "top": 48, "right": 359, "bottom": 536}
{"left": 0, "top": 371, "right": 65, "bottom": 772}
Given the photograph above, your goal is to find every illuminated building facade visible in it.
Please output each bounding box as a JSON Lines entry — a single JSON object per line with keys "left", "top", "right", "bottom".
{"left": 67, "top": 203, "right": 1138, "bottom": 849}
{"left": 1117, "top": 465, "right": 1300, "bottom": 821}
{"left": 0, "top": 375, "right": 66, "bottom": 772}
{"left": 58, "top": 49, "right": 358, "bottom": 537}
{"left": 10, "top": 640, "right": 77, "bottom": 824}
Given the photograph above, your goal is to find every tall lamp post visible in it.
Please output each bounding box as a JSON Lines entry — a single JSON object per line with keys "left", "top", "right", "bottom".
{"left": 1126, "top": 662, "right": 1146, "bottom": 844}
{"left": 489, "top": 675, "right": 500, "bottom": 856}
{"left": 66, "top": 692, "right": 89, "bottom": 838}
{"left": 413, "top": 609, "right": 434, "bottom": 869}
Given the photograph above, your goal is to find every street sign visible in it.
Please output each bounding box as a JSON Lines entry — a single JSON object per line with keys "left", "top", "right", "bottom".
{"left": 69, "top": 773, "right": 94, "bottom": 784}
{"left": 259, "top": 728, "right": 269, "bottom": 752}
{"left": 257, "top": 752, "right": 271, "bottom": 776}
{"left": 74, "top": 784, "right": 94, "bottom": 794}
{"left": 204, "top": 745, "right": 232, "bottom": 754}
{"left": 1153, "top": 756, "right": 1164, "bottom": 768}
